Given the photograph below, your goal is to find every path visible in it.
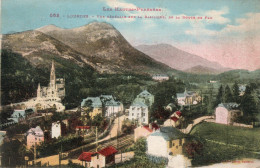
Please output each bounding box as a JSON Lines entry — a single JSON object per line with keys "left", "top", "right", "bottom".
{"left": 98, "top": 115, "right": 125, "bottom": 143}
{"left": 180, "top": 116, "right": 213, "bottom": 134}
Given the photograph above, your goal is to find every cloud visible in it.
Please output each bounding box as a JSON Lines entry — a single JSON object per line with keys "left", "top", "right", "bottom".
{"left": 221, "top": 12, "right": 260, "bottom": 34}
{"left": 203, "top": 6, "right": 230, "bottom": 25}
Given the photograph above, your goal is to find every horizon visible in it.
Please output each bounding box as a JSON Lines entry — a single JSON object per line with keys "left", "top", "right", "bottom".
{"left": 2, "top": 0, "right": 260, "bottom": 71}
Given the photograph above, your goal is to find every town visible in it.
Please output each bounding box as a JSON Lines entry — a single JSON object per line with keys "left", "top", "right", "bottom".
{"left": 1, "top": 60, "right": 259, "bottom": 168}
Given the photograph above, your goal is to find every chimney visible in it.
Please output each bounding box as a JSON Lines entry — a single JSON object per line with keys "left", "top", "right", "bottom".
{"left": 149, "top": 123, "right": 152, "bottom": 130}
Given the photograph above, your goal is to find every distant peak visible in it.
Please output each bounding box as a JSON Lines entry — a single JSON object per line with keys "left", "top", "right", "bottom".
{"left": 37, "top": 24, "right": 61, "bottom": 33}
{"left": 86, "top": 21, "right": 115, "bottom": 29}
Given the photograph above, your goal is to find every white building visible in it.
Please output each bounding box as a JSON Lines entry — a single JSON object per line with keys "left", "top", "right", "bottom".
{"left": 22, "top": 61, "right": 65, "bottom": 112}
{"left": 135, "top": 90, "right": 154, "bottom": 107}
{"left": 215, "top": 103, "right": 242, "bottom": 125}
{"left": 52, "top": 121, "right": 61, "bottom": 139}
{"left": 152, "top": 74, "right": 169, "bottom": 81}
{"left": 128, "top": 101, "right": 149, "bottom": 125}
{"left": 176, "top": 89, "right": 201, "bottom": 106}
{"left": 147, "top": 127, "right": 185, "bottom": 158}
{"left": 100, "top": 95, "right": 124, "bottom": 117}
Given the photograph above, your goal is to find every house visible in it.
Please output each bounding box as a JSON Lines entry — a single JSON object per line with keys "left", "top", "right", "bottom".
{"left": 215, "top": 103, "right": 242, "bottom": 125}
{"left": 128, "top": 101, "right": 149, "bottom": 125}
{"left": 81, "top": 97, "right": 102, "bottom": 119}
{"left": 76, "top": 126, "right": 91, "bottom": 136}
{"left": 8, "top": 109, "right": 34, "bottom": 123}
{"left": 147, "top": 127, "right": 185, "bottom": 158}
{"left": 152, "top": 74, "right": 169, "bottom": 81}
{"left": 78, "top": 152, "right": 94, "bottom": 168}
{"left": 0, "top": 131, "right": 6, "bottom": 146}
{"left": 78, "top": 146, "right": 118, "bottom": 168}
{"left": 100, "top": 95, "right": 124, "bottom": 117}
{"left": 135, "top": 90, "right": 154, "bottom": 107}
{"left": 176, "top": 89, "right": 201, "bottom": 105}
{"left": 164, "top": 111, "right": 183, "bottom": 127}
{"left": 134, "top": 123, "right": 159, "bottom": 142}
{"left": 239, "top": 85, "right": 246, "bottom": 96}
{"left": 165, "top": 103, "right": 177, "bottom": 112}
{"left": 26, "top": 126, "right": 44, "bottom": 148}
{"left": 52, "top": 121, "right": 61, "bottom": 139}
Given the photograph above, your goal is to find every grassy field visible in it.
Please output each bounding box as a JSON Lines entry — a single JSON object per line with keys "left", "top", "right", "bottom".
{"left": 190, "top": 122, "right": 260, "bottom": 151}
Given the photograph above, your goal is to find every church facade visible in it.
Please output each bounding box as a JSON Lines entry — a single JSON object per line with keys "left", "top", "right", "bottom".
{"left": 23, "top": 61, "right": 66, "bottom": 112}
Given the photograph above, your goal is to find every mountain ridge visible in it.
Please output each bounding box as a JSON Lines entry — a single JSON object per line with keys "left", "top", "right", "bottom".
{"left": 136, "top": 43, "right": 231, "bottom": 74}
{"left": 3, "top": 22, "right": 174, "bottom": 75}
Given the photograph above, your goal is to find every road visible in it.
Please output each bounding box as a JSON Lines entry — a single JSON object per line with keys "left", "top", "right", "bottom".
{"left": 180, "top": 116, "right": 213, "bottom": 134}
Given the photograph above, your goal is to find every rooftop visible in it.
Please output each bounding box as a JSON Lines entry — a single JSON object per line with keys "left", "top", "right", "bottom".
{"left": 81, "top": 97, "right": 102, "bottom": 108}
{"left": 218, "top": 103, "right": 239, "bottom": 110}
{"left": 98, "top": 146, "right": 118, "bottom": 156}
{"left": 150, "top": 127, "right": 184, "bottom": 141}
{"left": 78, "top": 152, "right": 94, "bottom": 162}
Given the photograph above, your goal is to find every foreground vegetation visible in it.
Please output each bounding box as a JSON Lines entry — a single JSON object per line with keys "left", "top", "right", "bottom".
{"left": 190, "top": 122, "right": 260, "bottom": 151}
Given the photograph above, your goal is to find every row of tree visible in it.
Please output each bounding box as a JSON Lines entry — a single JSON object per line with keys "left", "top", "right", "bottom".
{"left": 216, "top": 82, "right": 259, "bottom": 123}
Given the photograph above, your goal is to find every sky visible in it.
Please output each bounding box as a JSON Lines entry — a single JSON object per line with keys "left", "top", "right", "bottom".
{"left": 2, "top": 0, "right": 260, "bottom": 70}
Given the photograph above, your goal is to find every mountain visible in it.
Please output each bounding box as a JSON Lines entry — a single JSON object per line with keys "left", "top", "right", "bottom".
{"left": 2, "top": 22, "right": 172, "bottom": 75}
{"left": 35, "top": 22, "right": 173, "bottom": 74}
{"left": 135, "top": 44, "right": 230, "bottom": 74}
{"left": 184, "top": 65, "right": 221, "bottom": 75}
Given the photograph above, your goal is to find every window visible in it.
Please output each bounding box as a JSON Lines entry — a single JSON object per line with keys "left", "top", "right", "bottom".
{"left": 176, "top": 145, "right": 178, "bottom": 149}
{"left": 169, "top": 141, "right": 172, "bottom": 148}
{"left": 132, "top": 113, "right": 134, "bottom": 116}
{"left": 143, "top": 118, "right": 145, "bottom": 122}
{"left": 179, "top": 139, "right": 182, "bottom": 146}
{"left": 97, "top": 154, "right": 99, "bottom": 159}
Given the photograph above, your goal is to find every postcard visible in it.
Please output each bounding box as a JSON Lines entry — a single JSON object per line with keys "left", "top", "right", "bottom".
{"left": 1, "top": 0, "right": 260, "bottom": 167}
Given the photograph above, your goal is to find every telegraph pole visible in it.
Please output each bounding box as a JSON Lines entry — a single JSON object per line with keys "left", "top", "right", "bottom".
{"left": 96, "top": 126, "right": 98, "bottom": 152}
{"left": 34, "top": 141, "right": 36, "bottom": 166}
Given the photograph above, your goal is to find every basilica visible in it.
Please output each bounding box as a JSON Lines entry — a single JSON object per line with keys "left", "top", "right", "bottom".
{"left": 23, "top": 61, "right": 66, "bottom": 112}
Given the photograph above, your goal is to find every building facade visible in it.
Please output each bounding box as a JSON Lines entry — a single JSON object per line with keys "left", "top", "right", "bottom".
{"left": 26, "top": 126, "right": 44, "bottom": 149}
{"left": 100, "top": 95, "right": 124, "bottom": 117}
{"left": 128, "top": 101, "right": 149, "bottom": 125}
{"left": 51, "top": 121, "right": 61, "bottom": 139}
{"left": 215, "top": 103, "right": 242, "bottom": 125}
{"left": 21, "top": 61, "right": 65, "bottom": 112}
{"left": 177, "top": 89, "right": 201, "bottom": 106}
{"left": 81, "top": 97, "right": 103, "bottom": 119}
{"left": 147, "top": 127, "right": 185, "bottom": 158}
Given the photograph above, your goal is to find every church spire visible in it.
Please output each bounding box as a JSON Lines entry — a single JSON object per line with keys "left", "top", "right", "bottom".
{"left": 37, "top": 83, "right": 41, "bottom": 98}
{"left": 50, "top": 60, "right": 56, "bottom": 88}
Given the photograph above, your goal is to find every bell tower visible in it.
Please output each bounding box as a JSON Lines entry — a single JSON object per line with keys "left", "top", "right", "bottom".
{"left": 50, "top": 60, "right": 56, "bottom": 88}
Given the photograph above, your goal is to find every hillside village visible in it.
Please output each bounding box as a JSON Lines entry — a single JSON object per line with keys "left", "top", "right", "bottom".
{"left": 1, "top": 57, "right": 260, "bottom": 168}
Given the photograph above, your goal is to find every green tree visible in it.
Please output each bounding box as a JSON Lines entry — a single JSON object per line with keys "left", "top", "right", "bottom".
{"left": 240, "top": 86, "right": 258, "bottom": 123}
{"left": 232, "top": 82, "right": 240, "bottom": 103}
{"left": 223, "top": 85, "right": 233, "bottom": 103}
{"left": 215, "top": 85, "right": 223, "bottom": 106}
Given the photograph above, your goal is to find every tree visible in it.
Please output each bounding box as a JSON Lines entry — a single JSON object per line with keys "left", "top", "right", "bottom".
{"left": 232, "top": 82, "right": 240, "bottom": 103}
{"left": 223, "top": 85, "right": 233, "bottom": 103}
{"left": 215, "top": 85, "right": 223, "bottom": 106}
{"left": 240, "top": 85, "right": 258, "bottom": 123}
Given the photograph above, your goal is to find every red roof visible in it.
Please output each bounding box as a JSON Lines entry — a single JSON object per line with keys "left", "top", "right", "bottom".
{"left": 76, "top": 126, "right": 90, "bottom": 129}
{"left": 175, "top": 111, "right": 182, "bottom": 117}
{"left": 98, "top": 146, "right": 118, "bottom": 156}
{"left": 78, "top": 152, "right": 94, "bottom": 162}
{"left": 171, "top": 116, "right": 179, "bottom": 122}
{"left": 143, "top": 123, "right": 160, "bottom": 132}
